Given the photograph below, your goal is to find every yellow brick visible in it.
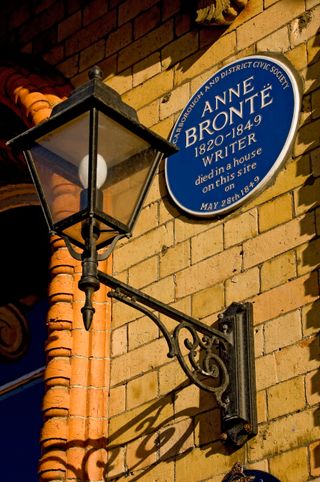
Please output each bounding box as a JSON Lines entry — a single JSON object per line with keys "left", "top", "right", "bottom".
{"left": 114, "top": 223, "right": 174, "bottom": 272}
{"left": 126, "top": 432, "right": 158, "bottom": 471}
{"left": 307, "top": 32, "right": 320, "bottom": 65}
{"left": 259, "top": 193, "right": 293, "bottom": 232}
{"left": 306, "top": 369, "right": 320, "bottom": 406}
{"left": 174, "top": 383, "right": 214, "bottom": 418}
{"left": 255, "top": 353, "right": 277, "bottom": 391}
{"left": 275, "top": 335, "right": 319, "bottom": 382}
{"left": 302, "top": 299, "right": 320, "bottom": 337}
{"left": 295, "top": 117, "right": 320, "bottom": 156}
{"left": 191, "top": 225, "right": 223, "bottom": 263}
{"left": 312, "top": 89, "right": 320, "bottom": 121}
{"left": 257, "top": 26, "right": 290, "bottom": 52}
{"left": 264, "top": 0, "right": 281, "bottom": 7}
{"left": 309, "top": 440, "right": 320, "bottom": 477}
{"left": 118, "top": 21, "right": 173, "bottom": 71}
{"left": 133, "top": 52, "right": 161, "bottom": 87}
{"left": 160, "top": 82, "right": 190, "bottom": 120}
{"left": 253, "top": 272, "right": 318, "bottom": 325}
{"left": 105, "top": 70, "right": 132, "bottom": 95}
{"left": 243, "top": 212, "right": 315, "bottom": 269}
{"left": 226, "top": 267, "right": 260, "bottom": 305}
{"left": 159, "top": 417, "right": 194, "bottom": 459}
{"left": 176, "top": 246, "right": 242, "bottom": 297}
{"left": 175, "top": 444, "right": 245, "bottom": 482}
{"left": 269, "top": 447, "right": 309, "bottom": 482}
{"left": 106, "top": 445, "right": 125, "bottom": 479}
{"left": 112, "top": 298, "right": 143, "bottom": 328}
{"left": 128, "top": 256, "right": 158, "bottom": 289}
{"left": 268, "top": 376, "right": 305, "bottom": 419}
{"left": 136, "top": 99, "right": 160, "bottom": 128}
{"left": 246, "top": 155, "right": 311, "bottom": 209}
{"left": 109, "top": 395, "right": 173, "bottom": 445}
{"left": 254, "top": 324, "right": 264, "bottom": 357}
{"left": 162, "top": 31, "right": 198, "bottom": 70}
{"left": 109, "top": 385, "right": 126, "bottom": 418}
{"left": 143, "top": 172, "right": 162, "bottom": 205}
{"left": 144, "top": 275, "right": 175, "bottom": 304}
{"left": 289, "top": 4, "right": 320, "bottom": 47}
{"left": 127, "top": 371, "right": 158, "bottom": 409}
{"left": 237, "top": 0, "right": 305, "bottom": 50}
{"left": 247, "top": 459, "right": 269, "bottom": 472}
{"left": 190, "top": 64, "right": 219, "bottom": 94}
{"left": 174, "top": 32, "right": 236, "bottom": 86}
{"left": 302, "top": 57, "right": 320, "bottom": 95}
{"left": 191, "top": 283, "right": 224, "bottom": 319}
{"left": 175, "top": 215, "right": 217, "bottom": 243}
{"left": 160, "top": 241, "right": 190, "bottom": 278}
{"left": 160, "top": 296, "right": 192, "bottom": 334}
{"left": 311, "top": 147, "right": 320, "bottom": 176}
{"left": 294, "top": 175, "right": 320, "bottom": 215}
{"left": 159, "top": 360, "right": 188, "bottom": 395}
{"left": 151, "top": 115, "right": 175, "bottom": 138}
{"left": 257, "top": 390, "right": 267, "bottom": 424}
{"left": 224, "top": 209, "right": 258, "bottom": 248}
{"left": 125, "top": 459, "right": 175, "bottom": 481}
{"left": 297, "top": 238, "right": 320, "bottom": 276}
{"left": 110, "top": 338, "right": 168, "bottom": 386}
{"left": 264, "top": 310, "right": 302, "bottom": 353}
{"left": 285, "top": 42, "right": 308, "bottom": 71}
{"left": 194, "top": 408, "right": 221, "bottom": 446}
{"left": 111, "top": 325, "right": 127, "bottom": 357}
{"left": 122, "top": 69, "right": 174, "bottom": 110}
{"left": 248, "top": 408, "right": 320, "bottom": 461}
{"left": 159, "top": 198, "right": 180, "bottom": 225}
{"left": 128, "top": 315, "right": 159, "bottom": 351}
{"left": 261, "top": 251, "right": 296, "bottom": 291}
{"left": 226, "top": 0, "right": 263, "bottom": 31}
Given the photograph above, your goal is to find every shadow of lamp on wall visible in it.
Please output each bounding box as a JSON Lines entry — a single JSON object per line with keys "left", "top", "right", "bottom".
{"left": 7, "top": 66, "right": 257, "bottom": 448}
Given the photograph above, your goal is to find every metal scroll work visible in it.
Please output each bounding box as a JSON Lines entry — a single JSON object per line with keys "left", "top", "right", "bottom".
{"left": 195, "top": 0, "right": 248, "bottom": 26}
{"left": 98, "top": 271, "right": 257, "bottom": 447}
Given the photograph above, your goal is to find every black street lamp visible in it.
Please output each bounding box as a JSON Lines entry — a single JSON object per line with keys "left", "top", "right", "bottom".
{"left": 7, "top": 67, "right": 257, "bottom": 447}
{"left": 7, "top": 66, "right": 177, "bottom": 329}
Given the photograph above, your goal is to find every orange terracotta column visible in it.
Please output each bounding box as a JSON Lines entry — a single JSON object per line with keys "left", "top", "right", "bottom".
{"left": 2, "top": 65, "right": 111, "bottom": 482}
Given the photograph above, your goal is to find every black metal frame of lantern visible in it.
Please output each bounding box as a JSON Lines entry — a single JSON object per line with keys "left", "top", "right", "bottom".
{"left": 7, "top": 67, "right": 257, "bottom": 447}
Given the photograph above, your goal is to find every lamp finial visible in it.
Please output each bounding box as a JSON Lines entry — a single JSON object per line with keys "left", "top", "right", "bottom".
{"left": 89, "top": 65, "right": 103, "bottom": 80}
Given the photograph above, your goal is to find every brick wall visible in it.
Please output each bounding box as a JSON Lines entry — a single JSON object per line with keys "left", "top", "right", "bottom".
{"left": 2, "top": 0, "right": 320, "bottom": 481}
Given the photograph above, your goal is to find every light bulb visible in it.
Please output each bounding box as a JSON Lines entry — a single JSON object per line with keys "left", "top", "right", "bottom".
{"left": 79, "top": 154, "right": 108, "bottom": 189}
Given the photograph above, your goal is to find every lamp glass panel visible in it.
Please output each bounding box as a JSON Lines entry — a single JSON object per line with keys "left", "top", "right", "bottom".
{"left": 29, "top": 112, "right": 90, "bottom": 227}
{"left": 97, "top": 112, "right": 155, "bottom": 226}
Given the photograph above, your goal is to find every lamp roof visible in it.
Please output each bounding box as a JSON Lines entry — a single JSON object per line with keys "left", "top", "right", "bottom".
{"left": 7, "top": 67, "right": 178, "bottom": 157}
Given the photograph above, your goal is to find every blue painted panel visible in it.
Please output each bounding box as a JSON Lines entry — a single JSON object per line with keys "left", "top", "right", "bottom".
{"left": 165, "top": 54, "right": 301, "bottom": 217}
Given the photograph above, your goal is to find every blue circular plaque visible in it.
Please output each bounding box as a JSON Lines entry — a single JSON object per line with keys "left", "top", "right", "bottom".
{"left": 165, "top": 54, "right": 301, "bottom": 216}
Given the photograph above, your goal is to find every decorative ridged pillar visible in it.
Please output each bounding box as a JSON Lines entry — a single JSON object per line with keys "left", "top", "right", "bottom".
{"left": 0, "top": 62, "right": 111, "bottom": 482}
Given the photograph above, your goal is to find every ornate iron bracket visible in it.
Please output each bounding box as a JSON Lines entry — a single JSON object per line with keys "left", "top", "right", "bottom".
{"left": 98, "top": 271, "right": 257, "bottom": 447}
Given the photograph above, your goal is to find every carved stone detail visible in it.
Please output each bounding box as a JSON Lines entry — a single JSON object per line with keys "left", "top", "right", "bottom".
{"left": 0, "top": 303, "right": 28, "bottom": 361}
{"left": 195, "top": 0, "right": 248, "bottom": 26}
